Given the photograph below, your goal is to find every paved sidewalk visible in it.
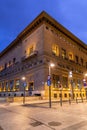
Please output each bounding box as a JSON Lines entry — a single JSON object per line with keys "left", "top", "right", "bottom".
{"left": 0, "top": 98, "right": 86, "bottom": 107}
{"left": 1, "top": 99, "right": 87, "bottom": 130}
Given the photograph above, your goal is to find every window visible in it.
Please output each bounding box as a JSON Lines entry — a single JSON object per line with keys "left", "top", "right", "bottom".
{"left": 80, "top": 58, "right": 83, "bottom": 66}
{"left": 15, "top": 79, "right": 20, "bottom": 91}
{"left": 52, "top": 74, "right": 60, "bottom": 88}
{"left": 54, "top": 93, "right": 57, "bottom": 98}
{"left": 76, "top": 93, "right": 78, "bottom": 97}
{"left": 13, "top": 58, "right": 16, "bottom": 64}
{"left": 86, "top": 62, "right": 87, "bottom": 69}
{"left": 75, "top": 55, "right": 79, "bottom": 63}
{"left": 52, "top": 44, "right": 59, "bottom": 56}
{"left": 77, "top": 79, "right": 82, "bottom": 88}
{"left": 61, "top": 49, "right": 66, "bottom": 59}
{"left": 28, "top": 82, "right": 34, "bottom": 91}
{"left": 46, "top": 26, "right": 49, "bottom": 30}
{"left": 1, "top": 82, "right": 4, "bottom": 91}
{"left": 4, "top": 63, "right": 7, "bottom": 69}
{"left": 68, "top": 52, "right": 73, "bottom": 60}
{"left": 72, "top": 79, "right": 76, "bottom": 88}
{"left": 64, "top": 93, "right": 67, "bottom": 98}
{"left": 0, "top": 82, "right": 1, "bottom": 91}
{"left": 9, "top": 61, "right": 11, "bottom": 66}
{"left": 62, "top": 76, "right": 68, "bottom": 88}
{"left": 6, "top": 82, "right": 9, "bottom": 91}
{"left": 29, "top": 46, "right": 33, "bottom": 55}
{"left": 0, "top": 66, "right": 2, "bottom": 71}
{"left": 10, "top": 80, "right": 14, "bottom": 91}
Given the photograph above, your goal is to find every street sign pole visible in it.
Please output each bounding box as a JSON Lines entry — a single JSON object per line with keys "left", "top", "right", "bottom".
{"left": 23, "top": 82, "right": 27, "bottom": 104}
{"left": 47, "top": 66, "right": 52, "bottom": 108}
{"left": 47, "top": 79, "right": 51, "bottom": 108}
{"left": 47, "top": 63, "right": 55, "bottom": 108}
{"left": 49, "top": 65, "right": 51, "bottom": 108}
{"left": 23, "top": 86, "right": 25, "bottom": 104}
{"left": 49, "top": 85, "right": 51, "bottom": 108}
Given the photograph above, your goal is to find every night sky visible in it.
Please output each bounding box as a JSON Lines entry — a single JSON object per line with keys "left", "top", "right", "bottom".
{"left": 0, "top": 0, "right": 87, "bottom": 52}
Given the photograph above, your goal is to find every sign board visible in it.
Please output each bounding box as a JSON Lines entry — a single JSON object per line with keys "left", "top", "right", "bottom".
{"left": 48, "top": 75, "right": 51, "bottom": 80}
{"left": 47, "top": 79, "right": 51, "bottom": 86}
{"left": 23, "top": 82, "right": 27, "bottom": 87}
{"left": 84, "top": 82, "right": 87, "bottom": 88}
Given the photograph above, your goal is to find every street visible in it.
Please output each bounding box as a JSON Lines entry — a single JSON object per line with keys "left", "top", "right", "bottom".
{"left": 0, "top": 101, "right": 87, "bottom": 130}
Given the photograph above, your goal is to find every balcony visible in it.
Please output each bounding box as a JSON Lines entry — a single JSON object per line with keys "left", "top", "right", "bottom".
{"left": 21, "top": 50, "right": 38, "bottom": 62}
{"left": 29, "top": 50, "right": 38, "bottom": 57}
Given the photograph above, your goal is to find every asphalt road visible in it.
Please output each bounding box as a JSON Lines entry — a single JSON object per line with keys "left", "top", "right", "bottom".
{"left": 0, "top": 101, "right": 87, "bottom": 130}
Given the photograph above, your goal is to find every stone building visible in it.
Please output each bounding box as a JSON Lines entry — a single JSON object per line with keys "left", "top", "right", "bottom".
{"left": 0, "top": 11, "right": 87, "bottom": 100}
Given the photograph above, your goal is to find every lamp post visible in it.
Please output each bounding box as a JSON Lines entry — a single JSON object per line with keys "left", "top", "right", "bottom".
{"left": 22, "top": 76, "right": 27, "bottom": 104}
{"left": 59, "top": 83, "right": 62, "bottom": 106}
{"left": 83, "top": 73, "right": 87, "bottom": 100}
{"left": 69, "top": 71, "right": 73, "bottom": 99}
{"left": 47, "top": 63, "right": 55, "bottom": 108}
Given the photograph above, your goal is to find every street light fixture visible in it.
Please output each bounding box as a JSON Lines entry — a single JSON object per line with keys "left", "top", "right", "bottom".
{"left": 21, "top": 76, "right": 26, "bottom": 104}
{"left": 83, "top": 73, "right": 87, "bottom": 99}
{"left": 48, "top": 63, "right": 55, "bottom": 108}
{"left": 22, "top": 76, "right": 26, "bottom": 81}
{"left": 68, "top": 71, "right": 73, "bottom": 99}
{"left": 85, "top": 73, "right": 87, "bottom": 77}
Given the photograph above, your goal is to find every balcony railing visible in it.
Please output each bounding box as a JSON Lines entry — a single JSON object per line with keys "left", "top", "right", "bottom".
{"left": 21, "top": 50, "right": 38, "bottom": 61}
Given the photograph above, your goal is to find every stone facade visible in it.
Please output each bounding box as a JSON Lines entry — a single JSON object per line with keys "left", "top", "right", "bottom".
{"left": 0, "top": 11, "right": 87, "bottom": 100}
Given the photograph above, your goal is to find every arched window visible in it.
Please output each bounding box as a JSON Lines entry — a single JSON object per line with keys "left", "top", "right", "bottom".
{"left": 29, "top": 46, "right": 33, "bottom": 55}
{"left": 68, "top": 52, "right": 73, "bottom": 60}
{"left": 52, "top": 44, "right": 59, "bottom": 56}
{"left": 0, "top": 82, "right": 1, "bottom": 91}
{"left": 15, "top": 79, "right": 20, "bottom": 91}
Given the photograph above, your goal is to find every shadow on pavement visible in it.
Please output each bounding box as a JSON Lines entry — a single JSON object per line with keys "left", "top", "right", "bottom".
{"left": 21, "top": 103, "right": 50, "bottom": 109}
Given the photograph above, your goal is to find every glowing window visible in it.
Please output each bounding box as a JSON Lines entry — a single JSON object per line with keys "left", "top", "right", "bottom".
{"left": 68, "top": 52, "right": 73, "bottom": 60}
{"left": 28, "top": 82, "right": 34, "bottom": 91}
{"left": 29, "top": 46, "right": 33, "bottom": 55}
{"left": 52, "top": 44, "right": 59, "bottom": 56}
{"left": 15, "top": 79, "right": 20, "bottom": 91}
{"left": 62, "top": 49, "right": 66, "bottom": 59}
{"left": 6, "top": 82, "right": 8, "bottom": 91}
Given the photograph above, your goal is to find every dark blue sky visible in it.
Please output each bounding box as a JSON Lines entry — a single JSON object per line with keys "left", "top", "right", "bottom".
{"left": 0, "top": 0, "right": 87, "bottom": 52}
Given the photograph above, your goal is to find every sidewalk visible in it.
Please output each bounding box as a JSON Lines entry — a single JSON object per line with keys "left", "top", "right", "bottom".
{"left": 1, "top": 98, "right": 86, "bottom": 108}
{"left": 1, "top": 99, "right": 87, "bottom": 130}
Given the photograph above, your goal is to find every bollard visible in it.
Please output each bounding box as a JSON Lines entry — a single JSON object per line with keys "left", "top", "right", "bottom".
{"left": 60, "top": 92, "right": 62, "bottom": 106}
{"left": 69, "top": 98, "right": 71, "bottom": 105}
{"left": 76, "top": 97, "right": 78, "bottom": 104}
{"left": 60, "top": 97, "right": 62, "bottom": 106}
{"left": 80, "top": 94, "right": 83, "bottom": 103}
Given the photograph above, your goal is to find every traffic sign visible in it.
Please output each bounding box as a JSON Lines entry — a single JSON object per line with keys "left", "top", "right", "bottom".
{"left": 48, "top": 75, "right": 51, "bottom": 80}
{"left": 23, "top": 82, "right": 27, "bottom": 87}
{"left": 84, "top": 82, "right": 87, "bottom": 88}
{"left": 47, "top": 79, "right": 51, "bottom": 86}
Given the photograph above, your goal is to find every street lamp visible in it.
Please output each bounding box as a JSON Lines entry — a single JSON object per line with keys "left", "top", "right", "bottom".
{"left": 22, "top": 76, "right": 26, "bottom": 81}
{"left": 48, "top": 63, "right": 55, "bottom": 108}
{"left": 68, "top": 71, "right": 73, "bottom": 99}
{"left": 83, "top": 73, "right": 87, "bottom": 99}
{"left": 21, "top": 76, "right": 27, "bottom": 104}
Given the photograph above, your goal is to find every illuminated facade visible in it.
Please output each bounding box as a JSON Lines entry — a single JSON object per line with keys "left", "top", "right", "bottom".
{"left": 0, "top": 11, "right": 87, "bottom": 99}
